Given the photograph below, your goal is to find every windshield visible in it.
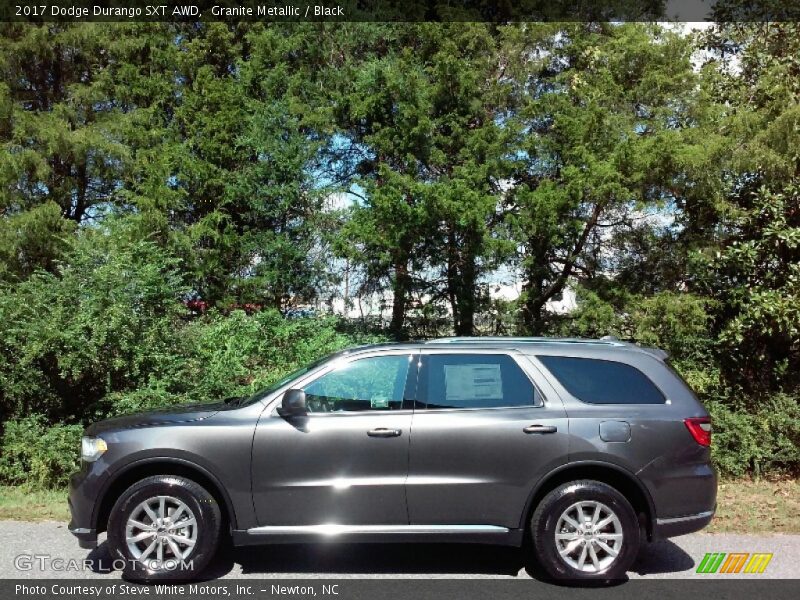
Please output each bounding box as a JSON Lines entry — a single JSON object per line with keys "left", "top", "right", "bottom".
{"left": 239, "top": 352, "right": 338, "bottom": 406}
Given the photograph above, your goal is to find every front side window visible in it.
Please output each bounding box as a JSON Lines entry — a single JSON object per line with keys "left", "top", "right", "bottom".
{"left": 303, "top": 355, "right": 412, "bottom": 412}
{"left": 420, "top": 354, "right": 539, "bottom": 409}
{"left": 537, "top": 355, "right": 665, "bottom": 405}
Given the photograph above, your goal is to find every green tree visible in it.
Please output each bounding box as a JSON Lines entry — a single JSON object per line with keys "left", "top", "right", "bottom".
{"left": 334, "top": 23, "right": 514, "bottom": 336}
{"left": 0, "top": 24, "right": 138, "bottom": 282}
{"left": 330, "top": 24, "right": 437, "bottom": 338}
{"left": 128, "top": 23, "right": 332, "bottom": 309}
{"left": 0, "top": 24, "right": 129, "bottom": 222}
{"left": 0, "top": 201, "right": 76, "bottom": 281}
{"left": 504, "top": 23, "right": 699, "bottom": 333}
{"left": 693, "top": 22, "right": 800, "bottom": 395}
{"left": 421, "top": 24, "right": 515, "bottom": 335}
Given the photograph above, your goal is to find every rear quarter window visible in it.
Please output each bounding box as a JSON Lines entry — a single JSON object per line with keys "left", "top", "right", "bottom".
{"left": 536, "top": 355, "right": 665, "bottom": 405}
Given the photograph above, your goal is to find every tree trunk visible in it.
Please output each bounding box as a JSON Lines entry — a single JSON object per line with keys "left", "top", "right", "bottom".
{"left": 448, "top": 226, "right": 478, "bottom": 336}
{"left": 520, "top": 271, "right": 547, "bottom": 335}
{"left": 389, "top": 251, "right": 410, "bottom": 340}
{"left": 519, "top": 202, "right": 604, "bottom": 335}
{"left": 456, "top": 236, "right": 478, "bottom": 336}
{"left": 446, "top": 227, "right": 459, "bottom": 332}
{"left": 454, "top": 294, "right": 475, "bottom": 335}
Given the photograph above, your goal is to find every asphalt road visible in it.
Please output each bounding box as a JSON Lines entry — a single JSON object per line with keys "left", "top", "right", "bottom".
{"left": 1, "top": 521, "right": 798, "bottom": 580}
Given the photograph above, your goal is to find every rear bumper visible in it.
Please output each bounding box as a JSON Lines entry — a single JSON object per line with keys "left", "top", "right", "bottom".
{"left": 653, "top": 507, "right": 715, "bottom": 539}
{"left": 640, "top": 455, "right": 718, "bottom": 540}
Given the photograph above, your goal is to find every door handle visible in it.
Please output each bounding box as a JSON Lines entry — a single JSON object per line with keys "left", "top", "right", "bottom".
{"left": 367, "top": 428, "right": 402, "bottom": 438}
{"left": 523, "top": 424, "right": 557, "bottom": 434}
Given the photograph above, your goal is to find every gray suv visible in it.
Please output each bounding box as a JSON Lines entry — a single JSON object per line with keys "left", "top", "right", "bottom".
{"left": 69, "top": 337, "right": 717, "bottom": 582}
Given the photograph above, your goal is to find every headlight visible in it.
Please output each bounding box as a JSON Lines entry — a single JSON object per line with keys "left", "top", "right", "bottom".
{"left": 81, "top": 436, "right": 107, "bottom": 462}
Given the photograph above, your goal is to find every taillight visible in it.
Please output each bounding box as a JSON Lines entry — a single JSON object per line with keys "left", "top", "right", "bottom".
{"left": 684, "top": 417, "right": 712, "bottom": 447}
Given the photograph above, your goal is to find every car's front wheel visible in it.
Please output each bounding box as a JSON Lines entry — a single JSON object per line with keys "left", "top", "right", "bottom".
{"left": 530, "top": 480, "right": 640, "bottom": 583}
{"left": 107, "top": 475, "right": 222, "bottom": 581}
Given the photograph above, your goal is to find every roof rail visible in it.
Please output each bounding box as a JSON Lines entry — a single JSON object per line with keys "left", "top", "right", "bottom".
{"left": 423, "top": 336, "right": 669, "bottom": 360}
{"left": 425, "top": 336, "right": 628, "bottom": 347}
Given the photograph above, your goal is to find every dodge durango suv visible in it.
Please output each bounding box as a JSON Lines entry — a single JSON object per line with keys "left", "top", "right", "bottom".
{"left": 69, "top": 337, "right": 717, "bottom": 582}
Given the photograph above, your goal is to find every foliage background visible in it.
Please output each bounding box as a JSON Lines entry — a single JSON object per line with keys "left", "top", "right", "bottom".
{"left": 0, "top": 20, "right": 798, "bottom": 487}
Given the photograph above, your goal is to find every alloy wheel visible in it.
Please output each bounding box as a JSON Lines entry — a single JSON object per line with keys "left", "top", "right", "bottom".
{"left": 554, "top": 500, "right": 624, "bottom": 573}
{"left": 125, "top": 495, "right": 198, "bottom": 568}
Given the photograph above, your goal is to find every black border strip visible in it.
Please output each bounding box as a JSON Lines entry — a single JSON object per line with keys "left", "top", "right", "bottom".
{"left": 2, "top": 0, "right": 800, "bottom": 23}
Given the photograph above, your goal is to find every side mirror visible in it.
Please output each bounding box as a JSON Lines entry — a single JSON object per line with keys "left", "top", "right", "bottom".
{"left": 278, "top": 388, "right": 307, "bottom": 417}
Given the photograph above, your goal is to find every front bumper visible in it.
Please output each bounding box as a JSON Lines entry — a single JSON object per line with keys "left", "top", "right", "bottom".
{"left": 653, "top": 507, "right": 715, "bottom": 539}
{"left": 68, "top": 463, "right": 108, "bottom": 550}
{"left": 68, "top": 523, "right": 98, "bottom": 549}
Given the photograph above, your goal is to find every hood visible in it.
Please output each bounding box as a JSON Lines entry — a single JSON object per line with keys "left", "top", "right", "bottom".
{"left": 85, "top": 401, "right": 224, "bottom": 435}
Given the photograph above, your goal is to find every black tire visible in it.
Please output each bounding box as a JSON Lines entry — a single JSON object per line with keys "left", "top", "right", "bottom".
{"left": 530, "top": 480, "right": 640, "bottom": 583}
{"left": 107, "top": 475, "right": 222, "bottom": 582}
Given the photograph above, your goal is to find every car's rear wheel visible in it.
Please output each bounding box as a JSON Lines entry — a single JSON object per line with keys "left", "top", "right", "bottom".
{"left": 107, "top": 475, "right": 221, "bottom": 581}
{"left": 530, "top": 480, "right": 640, "bottom": 583}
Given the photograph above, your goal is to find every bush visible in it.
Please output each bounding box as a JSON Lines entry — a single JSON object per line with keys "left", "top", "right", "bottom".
{"left": 558, "top": 288, "right": 800, "bottom": 478}
{"left": 707, "top": 393, "right": 800, "bottom": 478}
{"left": 90, "top": 385, "right": 189, "bottom": 420}
{"left": 0, "top": 217, "right": 187, "bottom": 422}
{"left": 0, "top": 306, "right": 378, "bottom": 488}
{"left": 0, "top": 415, "right": 82, "bottom": 489}
{"left": 0, "top": 211, "right": 380, "bottom": 429}
{"left": 630, "top": 292, "right": 715, "bottom": 361}
{"left": 178, "top": 309, "right": 379, "bottom": 402}
{"left": 86, "top": 310, "right": 380, "bottom": 420}
{"left": 551, "top": 287, "right": 626, "bottom": 339}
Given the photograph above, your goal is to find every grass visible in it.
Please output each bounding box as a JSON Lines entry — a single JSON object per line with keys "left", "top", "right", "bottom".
{"left": 0, "top": 479, "right": 798, "bottom": 533}
{"left": 707, "top": 477, "right": 800, "bottom": 534}
{"left": 0, "top": 486, "right": 70, "bottom": 522}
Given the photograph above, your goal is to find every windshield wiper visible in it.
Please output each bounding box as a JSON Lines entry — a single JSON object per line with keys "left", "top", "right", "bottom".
{"left": 223, "top": 395, "right": 245, "bottom": 406}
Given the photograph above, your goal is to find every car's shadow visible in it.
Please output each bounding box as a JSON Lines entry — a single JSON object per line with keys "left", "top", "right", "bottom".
{"left": 84, "top": 542, "right": 117, "bottom": 574}
{"left": 86, "top": 538, "right": 694, "bottom": 581}
{"left": 207, "top": 538, "right": 695, "bottom": 581}
{"left": 631, "top": 539, "right": 696, "bottom": 575}
{"left": 208, "top": 542, "right": 526, "bottom": 578}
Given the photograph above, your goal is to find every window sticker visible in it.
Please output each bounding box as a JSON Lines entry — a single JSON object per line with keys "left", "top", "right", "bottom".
{"left": 444, "top": 364, "right": 503, "bottom": 401}
{"left": 371, "top": 396, "right": 390, "bottom": 409}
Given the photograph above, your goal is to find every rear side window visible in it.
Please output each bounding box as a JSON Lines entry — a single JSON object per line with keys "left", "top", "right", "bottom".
{"left": 420, "top": 354, "right": 540, "bottom": 409}
{"left": 537, "top": 356, "right": 665, "bottom": 405}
